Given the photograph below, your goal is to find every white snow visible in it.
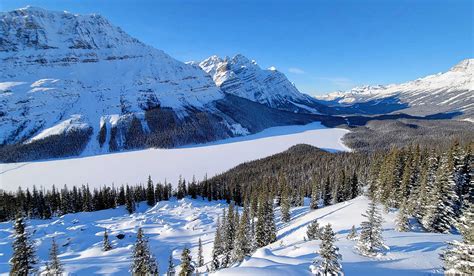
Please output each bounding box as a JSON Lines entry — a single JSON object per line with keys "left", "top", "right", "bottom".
{"left": 0, "top": 196, "right": 458, "bottom": 275}
{"left": 0, "top": 122, "right": 349, "bottom": 192}
{"left": 27, "top": 115, "right": 90, "bottom": 143}
{"left": 215, "top": 196, "right": 459, "bottom": 276}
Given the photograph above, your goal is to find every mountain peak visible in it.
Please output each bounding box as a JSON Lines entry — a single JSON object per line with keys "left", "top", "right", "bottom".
{"left": 450, "top": 58, "right": 474, "bottom": 73}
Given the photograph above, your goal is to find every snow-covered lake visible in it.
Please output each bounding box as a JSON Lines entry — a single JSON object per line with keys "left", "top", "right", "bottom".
{"left": 0, "top": 122, "right": 349, "bottom": 191}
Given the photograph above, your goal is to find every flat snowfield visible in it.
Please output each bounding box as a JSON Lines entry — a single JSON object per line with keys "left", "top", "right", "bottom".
{"left": 0, "top": 122, "right": 349, "bottom": 191}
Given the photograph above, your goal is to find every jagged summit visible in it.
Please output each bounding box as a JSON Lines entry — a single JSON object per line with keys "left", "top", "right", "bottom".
{"left": 199, "top": 54, "right": 323, "bottom": 113}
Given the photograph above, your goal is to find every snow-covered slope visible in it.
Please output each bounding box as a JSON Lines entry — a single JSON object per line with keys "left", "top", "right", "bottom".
{"left": 0, "top": 7, "right": 324, "bottom": 162}
{"left": 197, "top": 55, "right": 323, "bottom": 114}
{"left": 0, "top": 196, "right": 458, "bottom": 275}
{"left": 0, "top": 6, "right": 223, "bottom": 146}
{"left": 317, "top": 59, "right": 474, "bottom": 117}
{"left": 0, "top": 122, "right": 349, "bottom": 191}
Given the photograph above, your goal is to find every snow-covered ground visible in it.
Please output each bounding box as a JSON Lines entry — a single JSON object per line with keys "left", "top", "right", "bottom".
{"left": 0, "top": 122, "right": 349, "bottom": 191}
{"left": 0, "top": 196, "right": 458, "bottom": 275}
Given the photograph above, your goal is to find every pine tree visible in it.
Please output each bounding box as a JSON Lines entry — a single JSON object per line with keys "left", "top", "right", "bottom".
{"left": 146, "top": 175, "right": 156, "bottom": 206}
{"left": 280, "top": 178, "right": 291, "bottom": 223}
{"left": 167, "top": 254, "right": 176, "bottom": 276}
{"left": 126, "top": 185, "right": 136, "bottom": 214}
{"left": 422, "top": 153, "right": 458, "bottom": 233}
{"left": 131, "top": 228, "right": 156, "bottom": 275}
{"left": 179, "top": 246, "right": 194, "bottom": 276}
{"left": 442, "top": 201, "right": 474, "bottom": 275}
{"left": 264, "top": 194, "right": 277, "bottom": 245}
{"left": 232, "top": 206, "right": 252, "bottom": 262}
{"left": 197, "top": 238, "right": 204, "bottom": 267}
{"left": 44, "top": 237, "right": 62, "bottom": 276}
{"left": 103, "top": 229, "right": 113, "bottom": 251}
{"left": 306, "top": 219, "right": 322, "bottom": 241}
{"left": 347, "top": 225, "right": 357, "bottom": 240}
{"left": 310, "top": 177, "right": 320, "bottom": 210}
{"left": 210, "top": 245, "right": 220, "bottom": 272}
{"left": 255, "top": 191, "right": 267, "bottom": 248}
{"left": 10, "top": 217, "right": 37, "bottom": 275}
{"left": 310, "top": 224, "right": 343, "bottom": 275}
{"left": 356, "top": 201, "right": 387, "bottom": 256}
{"left": 395, "top": 200, "right": 410, "bottom": 232}
{"left": 222, "top": 203, "right": 236, "bottom": 267}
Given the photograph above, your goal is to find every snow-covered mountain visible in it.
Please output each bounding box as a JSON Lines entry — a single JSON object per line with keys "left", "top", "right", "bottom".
{"left": 317, "top": 59, "right": 474, "bottom": 117}
{"left": 196, "top": 55, "right": 324, "bottom": 114}
{"left": 0, "top": 7, "right": 318, "bottom": 162}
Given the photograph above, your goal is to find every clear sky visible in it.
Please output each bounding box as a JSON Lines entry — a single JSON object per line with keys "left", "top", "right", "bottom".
{"left": 1, "top": 0, "right": 472, "bottom": 95}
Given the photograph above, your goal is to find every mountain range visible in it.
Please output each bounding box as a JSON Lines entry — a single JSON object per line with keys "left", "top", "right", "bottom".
{"left": 0, "top": 6, "right": 471, "bottom": 162}
{"left": 316, "top": 59, "right": 473, "bottom": 117}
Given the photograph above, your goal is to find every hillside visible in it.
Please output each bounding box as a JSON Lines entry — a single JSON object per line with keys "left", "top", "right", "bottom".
{"left": 0, "top": 196, "right": 458, "bottom": 275}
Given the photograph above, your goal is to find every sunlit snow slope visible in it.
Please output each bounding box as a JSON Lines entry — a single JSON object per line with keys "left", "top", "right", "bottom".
{"left": 0, "top": 122, "right": 349, "bottom": 191}
{"left": 0, "top": 196, "right": 458, "bottom": 275}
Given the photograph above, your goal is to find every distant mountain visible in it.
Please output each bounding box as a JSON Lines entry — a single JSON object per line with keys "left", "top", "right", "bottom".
{"left": 196, "top": 54, "right": 325, "bottom": 114}
{"left": 317, "top": 59, "right": 474, "bottom": 118}
{"left": 0, "top": 7, "right": 320, "bottom": 162}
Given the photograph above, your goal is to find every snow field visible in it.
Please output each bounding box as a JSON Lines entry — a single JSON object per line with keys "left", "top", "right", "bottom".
{"left": 0, "top": 122, "right": 350, "bottom": 191}
{"left": 0, "top": 196, "right": 460, "bottom": 275}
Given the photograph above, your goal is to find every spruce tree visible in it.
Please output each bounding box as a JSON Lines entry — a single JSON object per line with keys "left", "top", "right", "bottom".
{"left": 396, "top": 200, "right": 410, "bottom": 232}
{"left": 179, "top": 246, "right": 193, "bottom": 276}
{"left": 167, "top": 254, "right": 175, "bottom": 276}
{"left": 232, "top": 206, "right": 251, "bottom": 262}
{"left": 356, "top": 201, "right": 387, "bottom": 256}
{"left": 422, "top": 153, "right": 458, "bottom": 233}
{"left": 131, "top": 228, "right": 157, "bottom": 275}
{"left": 103, "top": 229, "right": 113, "bottom": 251}
{"left": 310, "top": 224, "right": 342, "bottom": 275}
{"left": 280, "top": 178, "right": 291, "bottom": 223}
{"left": 198, "top": 238, "right": 204, "bottom": 267}
{"left": 255, "top": 191, "right": 267, "bottom": 248}
{"left": 125, "top": 185, "right": 136, "bottom": 214}
{"left": 310, "top": 177, "right": 319, "bottom": 210}
{"left": 222, "top": 203, "right": 236, "bottom": 267}
{"left": 347, "top": 225, "right": 357, "bottom": 240}
{"left": 10, "top": 217, "right": 37, "bottom": 275}
{"left": 44, "top": 237, "right": 62, "bottom": 276}
{"left": 146, "top": 175, "right": 156, "bottom": 206}
{"left": 264, "top": 194, "right": 277, "bottom": 245}
{"left": 442, "top": 201, "right": 474, "bottom": 275}
{"left": 306, "top": 219, "right": 321, "bottom": 241}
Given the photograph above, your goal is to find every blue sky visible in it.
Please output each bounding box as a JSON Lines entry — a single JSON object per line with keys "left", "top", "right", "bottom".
{"left": 1, "top": 0, "right": 472, "bottom": 95}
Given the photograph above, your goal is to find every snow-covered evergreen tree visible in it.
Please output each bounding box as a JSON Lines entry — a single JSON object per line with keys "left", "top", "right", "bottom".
{"left": 264, "top": 196, "right": 277, "bottom": 245}
{"left": 167, "top": 254, "right": 175, "bottom": 276}
{"left": 44, "top": 237, "right": 62, "bottom": 276}
{"left": 280, "top": 178, "right": 291, "bottom": 223}
{"left": 307, "top": 219, "right": 322, "bottom": 241}
{"left": 10, "top": 217, "right": 37, "bottom": 275}
{"left": 197, "top": 238, "right": 204, "bottom": 267}
{"left": 346, "top": 225, "right": 357, "bottom": 240}
{"left": 442, "top": 201, "right": 474, "bottom": 275}
{"left": 131, "top": 227, "right": 157, "bottom": 275}
{"left": 396, "top": 199, "right": 410, "bottom": 232}
{"left": 422, "top": 153, "right": 458, "bottom": 233}
{"left": 310, "top": 177, "right": 320, "bottom": 210}
{"left": 356, "top": 201, "right": 387, "bottom": 256}
{"left": 146, "top": 175, "right": 156, "bottom": 206}
{"left": 310, "top": 224, "right": 343, "bottom": 276}
{"left": 179, "top": 246, "right": 194, "bottom": 276}
{"left": 103, "top": 229, "right": 112, "bottom": 251}
{"left": 232, "top": 205, "right": 252, "bottom": 262}
{"left": 222, "top": 203, "right": 236, "bottom": 267}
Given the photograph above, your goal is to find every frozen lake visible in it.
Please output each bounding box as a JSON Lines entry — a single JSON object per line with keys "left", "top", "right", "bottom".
{"left": 0, "top": 122, "right": 349, "bottom": 191}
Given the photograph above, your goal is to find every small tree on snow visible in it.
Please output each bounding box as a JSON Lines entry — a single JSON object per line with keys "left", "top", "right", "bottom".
{"left": 356, "top": 201, "right": 387, "bottom": 256}
{"left": 395, "top": 200, "right": 410, "bottom": 232}
{"left": 307, "top": 219, "right": 322, "bottom": 241}
{"left": 131, "top": 228, "right": 158, "bottom": 275}
{"left": 167, "top": 254, "right": 175, "bottom": 276}
{"left": 346, "top": 225, "right": 357, "bottom": 240}
{"left": 179, "top": 246, "right": 194, "bottom": 276}
{"left": 310, "top": 223, "right": 343, "bottom": 275}
{"left": 197, "top": 238, "right": 204, "bottom": 267}
{"left": 44, "top": 237, "right": 62, "bottom": 276}
{"left": 103, "top": 229, "right": 113, "bottom": 251}
{"left": 10, "top": 217, "right": 37, "bottom": 275}
{"left": 441, "top": 202, "right": 474, "bottom": 275}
